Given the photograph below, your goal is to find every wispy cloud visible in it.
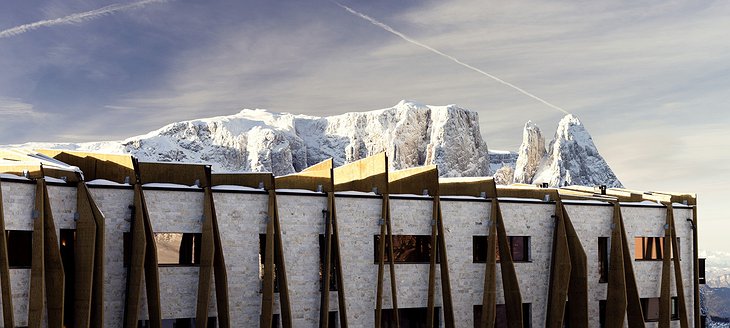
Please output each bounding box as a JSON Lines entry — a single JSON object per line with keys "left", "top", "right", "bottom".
{"left": 0, "top": 97, "right": 44, "bottom": 117}
{"left": 0, "top": 0, "right": 168, "bottom": 39}
{"left": 331, "top": 1, "right": 571, "bottom": 115}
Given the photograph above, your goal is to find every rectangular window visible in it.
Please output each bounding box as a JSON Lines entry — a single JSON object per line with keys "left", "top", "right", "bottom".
{"left": 259, "top": 234, "right": 280, "bottom": 293}
{"left": 155, "top": 232, "right": 202, "bottom": 266}
{"left": 640, "top": 297, "right": 680, "bottom": 322}
{"left": 598, "top": 237, "right": 609, "bottom": 283}
{"left": 6, "top": 230, "right": 32, "bottom": 268}
{"left": 373, "top": 235, "right": 436, "bottom": 264}
{"left": 699, "top": 258, "right": 706, "bottom": 284}
{"left": 599, "top": 300, "right": 606, "bottom": 328}
{"left": 318, "top": 234, "right": 339, "bottom": 291}
{"left": 473, "top": 303, "right": 531, "bottom": 328}
{"left": 141, "top": 317, "right": 216, "bottom": 327}
{"left": 473, "top": 236, "right": 531, "bottom": 263}
{"left": 634, "top": 237, "right": 680, "bottom": 261}
{"left": 379, "top": 307, "right": 440, "bottom": 328}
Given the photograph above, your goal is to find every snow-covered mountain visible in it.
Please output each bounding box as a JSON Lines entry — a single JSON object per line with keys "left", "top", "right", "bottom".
{"left": 18, "top": 101, "right": 490, "bottom": 177}
{"left": 512, "top": 114, "right": 623, "bottom": 188}
{"left": 7, "top": 100, "right": 622, "bottom": 188}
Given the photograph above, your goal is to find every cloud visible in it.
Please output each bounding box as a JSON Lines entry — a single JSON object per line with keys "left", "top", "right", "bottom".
{"left": 0, "top": 0, "right": 169, "bottom": 39}
{"left": 0, "top": 97, "right": 44, "bottom": 117}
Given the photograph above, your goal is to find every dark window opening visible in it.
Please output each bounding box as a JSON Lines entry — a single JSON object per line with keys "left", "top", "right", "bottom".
{"left": 699, "top": 258, "right": 706, "bottom": 284}
{"left": 259, "top": 234, "right": 280, "bottom": 293}
{"left": 473, "top": 236, "right": 531, "bottom": 263}
{"left": 259, "top": 314, "right": 281, "bottom": 328}
{"left": 318, "top": 234, "right": 339, "bottom": 291}
{"left": 640, "top": 297, "right": 680, "bottom": 322}
{"left": 598, "top": 237, "right": 609, "bottom": 283}
{"left": 473, "top": 303, "right": 531, "bottom": 328}
{"left": 599, "top": 300, "right": 606, "bottom": 328}
{"left": 155, "top": 232, "right": 202, "bottom": 266}
{"left": 6, "top": 230, "right": 32, "bottom": 268}
{"left": 123, "top": 232, "right": 131, "bottom": 267}
{"left": 139, "top": 317, "right": 216, "bottom": 328}
{"left": 379, "top": 307, "right": 440, "bottom": 328}
{"left": 327, "top": 311, "right": 339, "bottom": 328}
{"left": 60, "top": 229, "right": 76, "bottom": 328}
{"left": 373, "top": 235, "right": 437, "bottom": 264}
{"left": 634, "top": 237, "right": 680, "bottom": 261}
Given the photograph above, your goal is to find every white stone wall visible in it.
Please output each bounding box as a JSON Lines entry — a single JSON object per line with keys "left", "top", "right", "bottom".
{"left": 0, "top": 179, "right": 701, "bottom": 328}
{"left": 87, "top": 186, "right": 134, "bottom": 328}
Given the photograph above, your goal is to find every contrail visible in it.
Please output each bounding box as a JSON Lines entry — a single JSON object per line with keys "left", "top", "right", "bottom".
{"left": 0, "top": 0, "right": 168, "bottom": 39}
{"left": 331, "top": 1, "right": 571, "bottom": 115}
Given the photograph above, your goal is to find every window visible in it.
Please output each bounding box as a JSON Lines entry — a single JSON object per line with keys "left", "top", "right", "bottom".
{"left": 598, "top": 237, "right": 609, "bottom": 283}
{"left": 699, "top": 258, "right": 706, "bottom": 284}
{"left": 260, "top": 314, "right": 281, "bottom": 328}
{"left": 473, "top": 236, "right": 531, "bottom": 263}
{"left": 473, "top": 303, "right": 531, "bottom": 328}
{"left": 327, "top": 311, "right": 339, "bottom": 328}
{"left": 318, "top": 234, "right": 339, "bottom": 291}
{"left": 140, "top": 317, "right": 216, "bottom": 328}
{"left": 60, "top": 229, "right": 76, "bottom": 328}
{"left": 599, "top": 300, "right": 606, "bottom": 328}
{"left": 373, "top": 235, "right": 436, "bottom": 264}
{"left": 155, "top": 233, "right": 202, "bottom": 266}
{"left": 640, "top": 297, "right": 680, "bottom": 322}
{"left": 378, "top": 307, "right": 440, "bottom": 328}
{"left": 259, "top": 234, "right": 280, "bottom": 293}
{"left": 634, "top": 237, "right": 679, "bottom": 261}
{"left": 6, "top": 230, "right": 32, "bottom": 268}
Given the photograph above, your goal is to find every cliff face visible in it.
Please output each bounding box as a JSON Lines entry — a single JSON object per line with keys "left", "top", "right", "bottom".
{"left": 535, "top": 114, "right": 622, "bottom": 187}
{"left": 41, "top": 100, "right": 490, "bottom": 176}
{"left": 513, "top": 121, "right": 546, "bottom": 184}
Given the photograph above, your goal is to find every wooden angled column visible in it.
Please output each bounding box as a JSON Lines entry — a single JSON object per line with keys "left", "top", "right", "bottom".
{"left": 562, "top": 202, "right": 588, "bottom": 327}
{"left": 545, "top": 199, "right": 571, "bottom": 328}
{"left": 28, "top": 180, "right": 46, "bottom": 328}
{"left": 196, "top": 166, "right": 231, "bottom": 328}
{"left": 494, "top": 201, "right": 523, "bottom": 328}
{"left": 42, "top": 178, "right": 65, "bottom": 328}
{"left": 605, "top": 202, "right": 628, "bottom": 328}
{"left": 260, "top": 176, "right": 292, "bottom": 328}
{"left": 479, "top": 199, "right": 499, "bottom": 328}
{"left": 0, "top": 180, "right": 14, "bottom": 328}
{"left": 75, "top": 182, "right": 98, "bottom": 328}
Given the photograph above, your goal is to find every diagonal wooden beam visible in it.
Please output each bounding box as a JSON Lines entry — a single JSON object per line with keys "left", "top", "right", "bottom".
{"left": 605, "top": 203, "right": 627, "bottom": 328}
{"left": 260, "top": 190, "right": 277, "bottom": 328}
{"left": 319, "top": 192, "right": 334, "bottom": 328}
{"left": 75, "top": 182, "right": 98, "bottom": 328}
{"left": 210, "top": 185, "right": 230, "bottom": 328}
{"left": 330, "top": 191, "right": 348, "bottom": 328}
{"left": 480, "top": 199, "right": 498, "bottom": 328}
{"left": 195, "top": 183, "right": 215, "bottom": 328}
{"left": 619, "top": 208, "right": 645, "bottom": 328}
{"left": 272, "top": 188, "right": 292, "bottom": 328}
{"left": 659, "top": 205, "right": 672, "bottom": 327}
{"left": 436, "top": 195, "right": 455, "bottom": 328}
{"left": 140, "top": 186, "right": 162, "bottom": 328}
{"left": 545, "top": 200, "right": 571, "bottom": 328}
{"left": 375, "top": 195, "right": 388, "bottom": 328}
{"left": 668, "top": 204, "right": 689, "bottom": 328}
{"left": 123, "top": 184, "right": 147, "bottom": 328}
{"left": 0, "top": 180, "right": 15, "bottom": 328}
{"left": 384, "top": 195, "right": 400, "bottom": 328}
{"left": 494, "top": 201, "right": 523, "bottom": 328}
{"left": 86, "top": 182, "right": 106, "bottom": 328}
{"left": 563, "top": 203, "right": 588, "bottom": 327}
{"left": 28, "top": 180, "right": 45, "bottom": 328}
{"left": 427, "top": 196, "right": 438, "bottom": 328}
{"left": 42, "top": 179, "right": 65, "bottom": 328}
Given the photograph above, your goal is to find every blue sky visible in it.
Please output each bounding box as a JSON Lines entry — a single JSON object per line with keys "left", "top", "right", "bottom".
{"left": 1, "top": 0, "right": 729, "bottom": 251}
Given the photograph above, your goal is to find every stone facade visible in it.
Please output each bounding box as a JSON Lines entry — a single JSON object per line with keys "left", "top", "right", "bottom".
{"left": 0, "top": 177, "right": 697, "bottom": 327}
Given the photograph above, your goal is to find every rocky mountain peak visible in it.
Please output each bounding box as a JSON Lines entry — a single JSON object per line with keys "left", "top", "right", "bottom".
{"left": 512, "top": 120, "right": 546, "bottom": 184}
{"left": 531, "top": 114, "right": 623, "bottom": 188}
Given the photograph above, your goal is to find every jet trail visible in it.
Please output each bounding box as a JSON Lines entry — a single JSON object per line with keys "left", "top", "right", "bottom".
{"left": 0, "top": 0, "right": 168, "bottom": 39}
{"left": 331, "top": 1, "right": 571, "bottom": 115}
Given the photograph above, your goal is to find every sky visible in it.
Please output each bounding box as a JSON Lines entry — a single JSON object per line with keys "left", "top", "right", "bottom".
{"left": 1, "top": 0, "right": 729, "bottom": 251}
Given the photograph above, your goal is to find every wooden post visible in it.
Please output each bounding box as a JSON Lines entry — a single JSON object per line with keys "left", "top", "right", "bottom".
{"left": 42, "top": 179, "right": 65, "bottom": 328}
{"left": 436, "top": 195, "right": 455, "bottom": 328}
{"left": 28, "top": 180, "right": 45, "bottom": 328}
{"left": 494, "top": 201, "right": 522, "bottom": 328}
{"left": 545, "top": 200, "right": 570, "bottom": 328}
{"left": 605, "top": 203, "right": 627, "bottom": 328}
{"left": 480, "top": 199, "right": 498, "bottom": 328}
{"left": 319, "top": 192, "right": 334, "bottom": 328}
{"left": 75, "top": 182, "right": 98, "bottom": 328}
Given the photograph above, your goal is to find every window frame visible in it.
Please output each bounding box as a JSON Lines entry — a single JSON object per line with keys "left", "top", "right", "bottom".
{"left": 472, "top": 235, "right": 531, "bottom": 263}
